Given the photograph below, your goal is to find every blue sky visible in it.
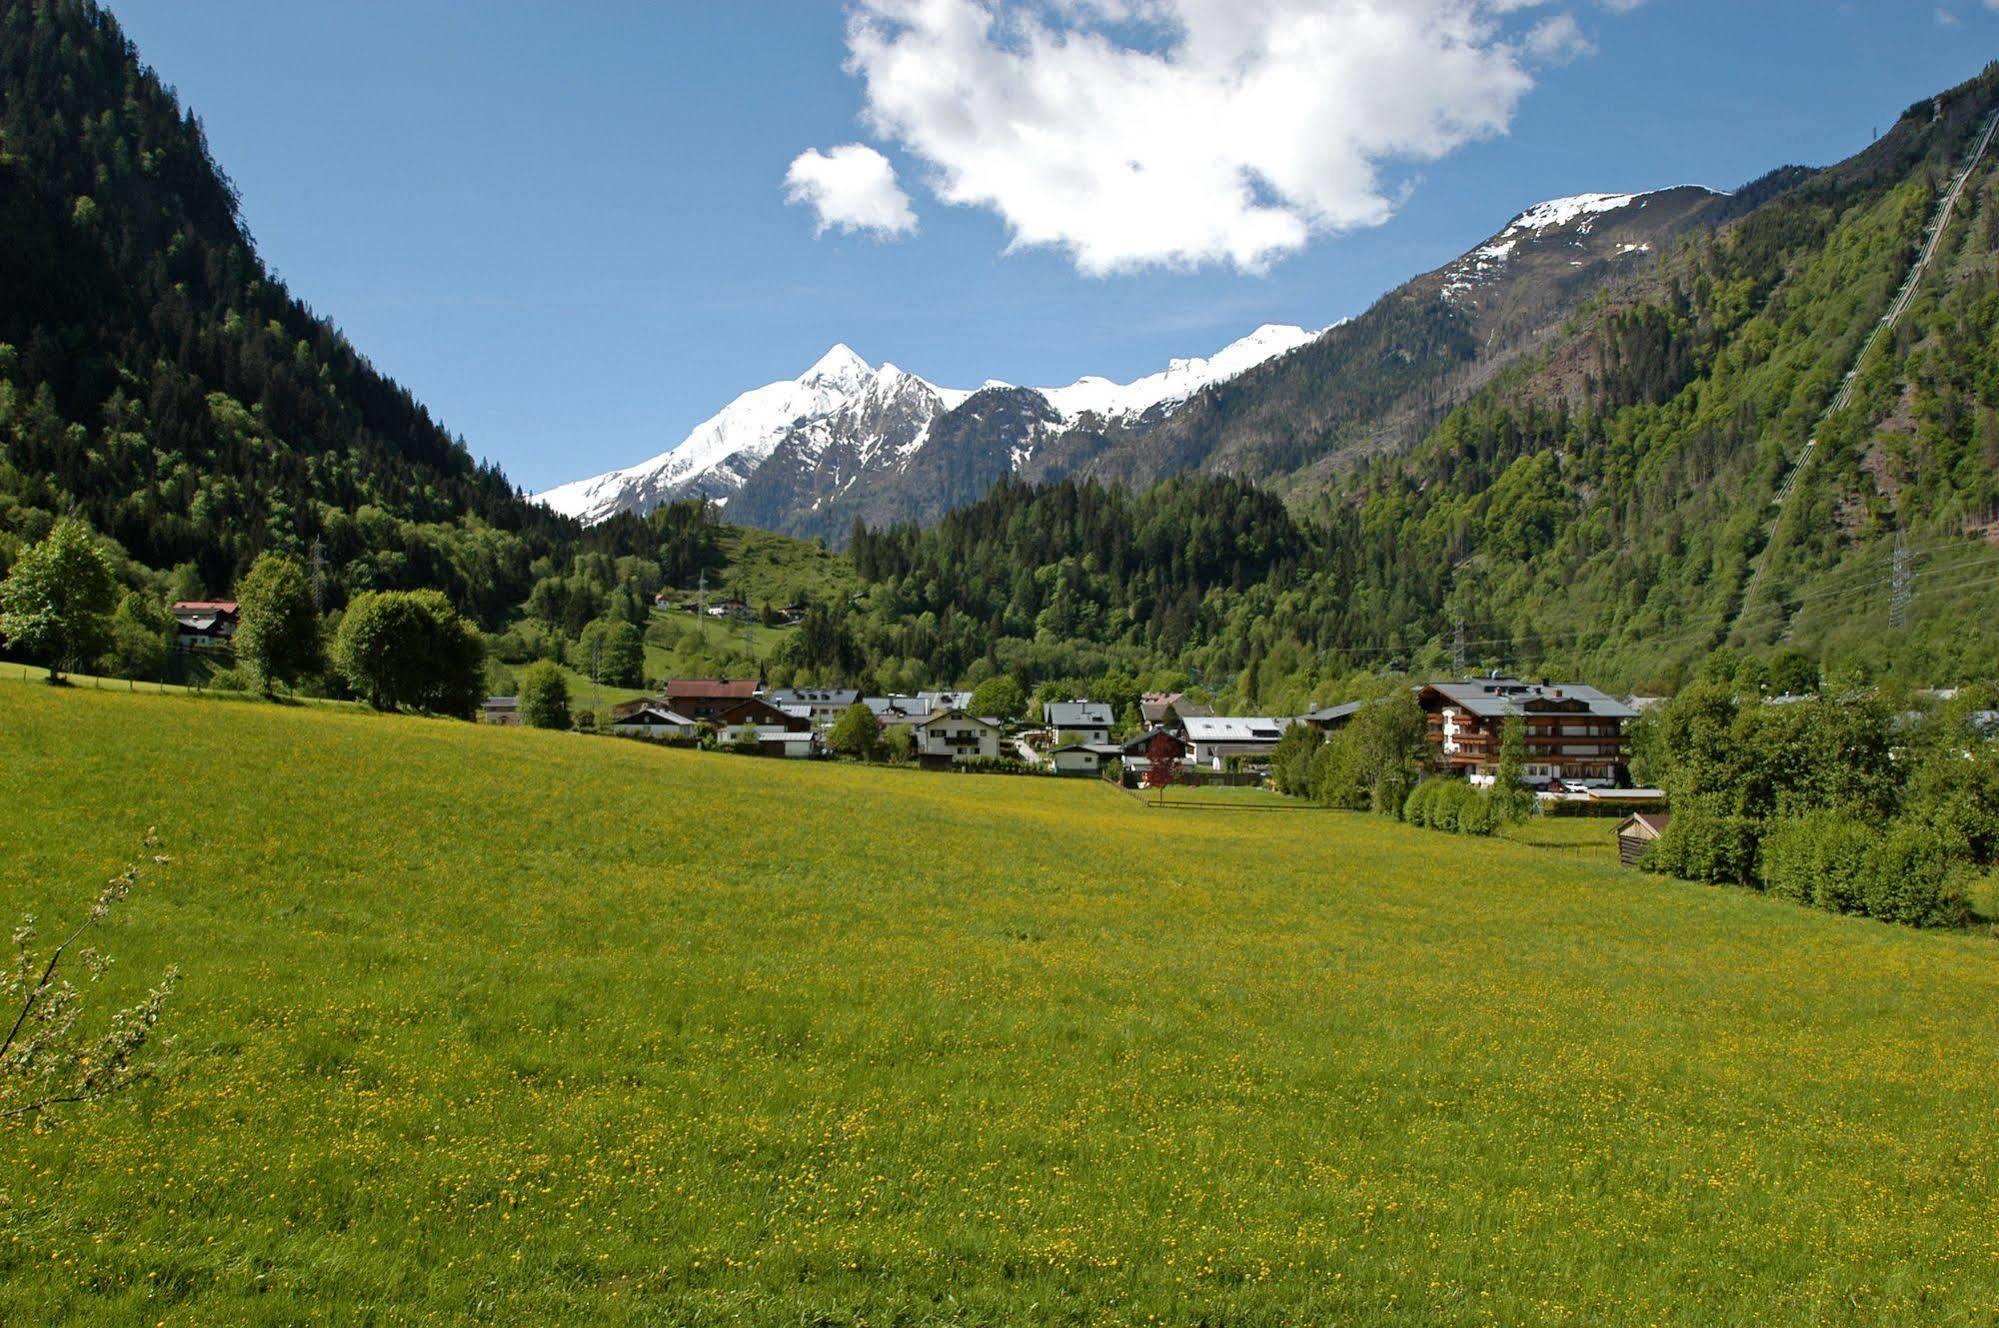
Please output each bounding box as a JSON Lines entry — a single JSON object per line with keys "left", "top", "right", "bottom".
{"left": 113, "top": 1, "right": 1999, "bottom": 493}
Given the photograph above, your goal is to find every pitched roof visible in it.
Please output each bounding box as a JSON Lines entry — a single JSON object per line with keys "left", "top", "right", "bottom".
{"left": 916, "top": 708, "right": 1000, "bottom": 732}
{"left": 1182, "top": 716, "right": 1288, "bottom": 743}
{"left": 1044, "top": 700, "right": 1114, "bottom": 729}
{"left": 1617, "top": 811, "right": 1672, "bottom": 837}
{"left": 172, "top": 600, "right": 238, "bottom": 613}
{"left": 864, "top": 695, "right": 932, "bottom": 718}
{"left": 661, "top": 678, "right": 759, "bottom": 700}
{"left": 1423, "top": 677, "right": 1638, "bottom": 720}
{"left": 1304, "top": 700, "right": 1364, "bottom": 724}
{"left": 615, "top": 705, "right": 694, "bottom": 726}
{"left": 1139, "top": 693, "right": 1213, "bottom": 723}
{"left": 767, "top": 688, "right": 860, "bottom": 706}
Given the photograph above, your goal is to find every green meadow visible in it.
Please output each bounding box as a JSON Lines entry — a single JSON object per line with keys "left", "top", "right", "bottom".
{"left": 3, "top": 683, "right": 1998, "bottom": 1326}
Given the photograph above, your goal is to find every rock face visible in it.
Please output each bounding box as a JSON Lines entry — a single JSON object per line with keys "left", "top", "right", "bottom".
{"left": 537, "top": 187, "right": 1731, "bottom": 541}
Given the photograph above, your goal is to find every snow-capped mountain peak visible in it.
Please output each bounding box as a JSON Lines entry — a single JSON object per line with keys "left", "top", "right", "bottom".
{"left": 535, "top": 322, "right": 1328, "bottom": 526}
{"left": 801, "top": 343, "right": 873, "bottom": 391}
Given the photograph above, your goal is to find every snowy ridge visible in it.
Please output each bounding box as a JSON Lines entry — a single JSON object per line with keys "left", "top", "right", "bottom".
{"left": 536, "top": 324, "right": 1327, "bottom": 526}
{"left": 1038, "top": 323, "right": 1324, "bottom": 424}
{"left": 1437, "top": 186, "right": 1721, "bottom": 303}
{"left": 1501, "top": 192, "right": 1641, "bottom": 235}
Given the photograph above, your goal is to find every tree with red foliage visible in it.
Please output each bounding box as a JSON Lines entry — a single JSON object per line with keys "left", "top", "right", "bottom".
{"left": 1141, "top": 731, "right": 1183, "bottom": 805}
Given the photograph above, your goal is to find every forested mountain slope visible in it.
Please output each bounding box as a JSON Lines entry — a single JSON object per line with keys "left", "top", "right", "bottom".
{"left": 1023, "top": 184, "right": 1733, "bottom": 496}
{"left": 0, "top": 0, "right": 813, "bottom": 634}
{"left": 0, "top": 0, "right": 593, "bottom": 620}
{"left": 780, "top": 67, "right": 1999, "bottom": 706}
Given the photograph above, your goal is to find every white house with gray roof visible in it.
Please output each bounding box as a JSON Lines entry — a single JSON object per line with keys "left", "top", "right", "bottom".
{"left": 1042, "top": 700, "right": 1115, "bottom": 743}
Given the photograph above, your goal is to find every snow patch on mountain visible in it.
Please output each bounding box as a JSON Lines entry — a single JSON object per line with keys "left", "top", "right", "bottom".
{"left": 1038, "top": 323, "right": 1322, "bottom": 424}
{"left": 1502, "top": 192, "right": 1642, "bottom": 236}
{"left": 1438, "top": 187, "right": 1709, "bottom": 302}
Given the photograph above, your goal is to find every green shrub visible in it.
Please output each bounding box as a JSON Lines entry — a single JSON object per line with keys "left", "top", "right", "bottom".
{"left": 1457, "top": 790, "right": 1501, "bottom": 838}
{"left": 826, "top": 703, "right": 881, "bottom": 760}
{"left": 1649, "top": 804, "right": 1760, "bottom": 885}
{"left": 1270, "top": 722, "right": 1322, "bottom": 797}
{"left": 1312, "top": 739, "right": 1370, "bottom": 810}
{"left": 949, "top": 756, "right": 1037, "bottom": 776}
{"left": 1904, "top": 745, "right": 1999, "bottom": 866}
{"left": 1429, "top": 780, "right": 1473, "bottom": 834}
{"left": 1760, "top": 812, "right": 1877, "bottom": 913}
{"left": 1861, "top": 825, "right": 1972, "bottom": 929}
{"left": 331, "top": 590, "right": 484, "bottom": 718}
{"left": 205, "top": 666, "right": 250, "bottom": 693}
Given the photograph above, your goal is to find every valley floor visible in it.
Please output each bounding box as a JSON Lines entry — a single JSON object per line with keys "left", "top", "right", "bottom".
{"left": 2, "top": 682, "right": 1997, "bottom": 1324}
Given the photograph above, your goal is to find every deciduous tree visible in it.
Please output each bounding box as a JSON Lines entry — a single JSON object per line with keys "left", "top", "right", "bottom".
{"left": 332, "top": 590, "right": 483, "bottom": 718}
{"left": 0, "top": 519, "right": 116, "bottom": 683}
{"left": 234, "top": 552, "right": 321, "bottom": 693}
{"left": 518, "top": 661, "right": 572, "bottom": 730}
{"left": 827, "top": 702, "right": 882, "bottom": 760}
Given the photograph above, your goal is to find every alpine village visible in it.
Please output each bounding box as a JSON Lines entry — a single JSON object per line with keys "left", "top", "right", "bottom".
{"left": 5, "top": 3, "right": 1999, "bottom": 1325}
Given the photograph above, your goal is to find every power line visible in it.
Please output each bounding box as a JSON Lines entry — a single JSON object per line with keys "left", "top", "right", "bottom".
{"left": 1891, "top": 529, "right": 1913, "bottom": 631}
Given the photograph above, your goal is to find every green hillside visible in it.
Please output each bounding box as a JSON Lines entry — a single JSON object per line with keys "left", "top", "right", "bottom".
{"left": 4, "top": 682, "right": 1997, "bottom": 1324}
{"left": 798, "top": 70, "right": 1999, "bottom": 704}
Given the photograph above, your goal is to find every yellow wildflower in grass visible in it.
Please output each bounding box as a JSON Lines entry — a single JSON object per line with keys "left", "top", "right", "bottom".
{"left": 0, "top": 681, "right": 1996, "bottom": 1324}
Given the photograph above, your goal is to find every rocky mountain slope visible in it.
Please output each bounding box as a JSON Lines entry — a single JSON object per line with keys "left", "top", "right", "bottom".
{"left": 537, "top": 324, "right": 1321, "bottom": 537}
{"left": 543, "top": 186, "right": 1735, "bottom": 542}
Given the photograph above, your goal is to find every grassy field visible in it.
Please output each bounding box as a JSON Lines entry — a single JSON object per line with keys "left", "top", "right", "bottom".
{"left": 1497, "top": 815, "right": 1622, "bottom": 865}
{"left": 3, "top": 682, "right": 1999, "bottom": 1325}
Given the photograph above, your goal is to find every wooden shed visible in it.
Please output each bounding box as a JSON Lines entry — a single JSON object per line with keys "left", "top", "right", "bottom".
{"left": 1615, "top": 811, "right": 1672, "bottom": 868}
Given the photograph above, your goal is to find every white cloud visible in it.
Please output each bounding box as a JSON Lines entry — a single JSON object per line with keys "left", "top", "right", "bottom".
{"left": 834, "top": 0, "right": 1628, "bottom": 275}
{"left": 783, "top": 143, "right": 919, "bottom": 239}
{"left": 1525, "top": 13, "right": 1595, "bottom": 63}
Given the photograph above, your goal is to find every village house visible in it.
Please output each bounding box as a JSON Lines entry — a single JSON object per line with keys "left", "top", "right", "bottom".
{"left": 907, "top": 709, "right": 1004, "bottom": 766}
{"left": 766, "top": 687, "right": 861, "bottom": 727}
{"left": 711, "top": 696, "right": 809, "bottom": 740}
{"left": 1181, "top": 716, "right": 1288, "bottom": 771}
{"left": 1616, "top": 811, "right": 1672, "bottom": 867}
{"left": 742, "top": 728, "right": 820, "bottom": 759}
{"left": 480, "top": 696, "right": 520, "bottom": 726}
{"left": 1139, "top": 692, "right": 1214, "bottom": 733}
{"left": 659, "top": 678, "right": 762, "bottom": 724}
{"left": 609, "top": 704, "right": 697, "bottom": 740}
{"left": 171, "top": 600, "right": 238, "bottom": 652}
{"left": 1118, "top": 728, "right": 1189, "bottom": 785}
{"left": 1043, "top": 700, "right": 1115, "bottom": 744}
{"left": 920, "top": 690, "right": 974, "bottom": 714}
{"left": 1049, "top": 741, "right": 1125, "bottom": 776}
{"left": 1418, "top": 676, "right": 1636, "bottom": 789}
{"left": 864, "top": 694, "right": 934, "bottom": 723}
{"left": 1301, "top": 701, "right": 1363, "bottom": 733}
